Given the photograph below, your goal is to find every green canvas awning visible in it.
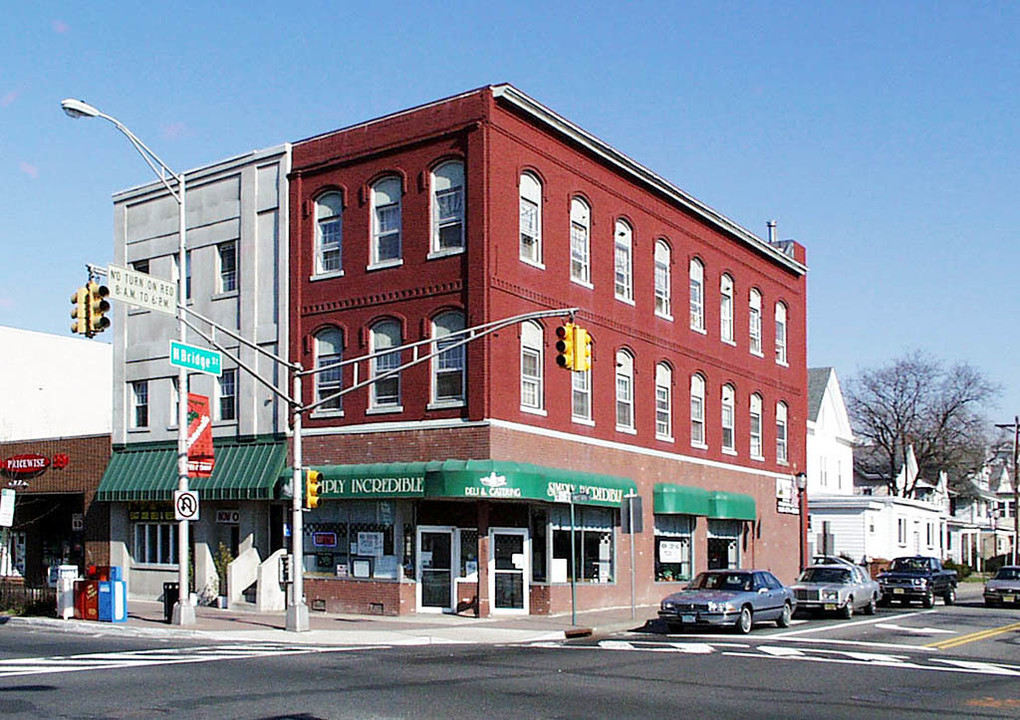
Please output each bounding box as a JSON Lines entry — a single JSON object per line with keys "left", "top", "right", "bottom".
{"left": 653, "top": 483, "right": 711, "bottom": 516}
{"left": 305, "top": 459, "right": 635, "bottom": 508}
{"left": 709, "top": 491, "right": 757, "bottom": 521}
{"left": 96, "top": 438, "right": 287, "bottom": 502}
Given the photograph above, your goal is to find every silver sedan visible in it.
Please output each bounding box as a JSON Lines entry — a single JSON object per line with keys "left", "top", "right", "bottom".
{"left": 791, "top": 564, "right": 880, "bottom": 618}
{"left": 659, "top": 569, "right": 796, "bottom": 634}
{"left": 984, "top": 566, "right": 1020, "bottom": 607}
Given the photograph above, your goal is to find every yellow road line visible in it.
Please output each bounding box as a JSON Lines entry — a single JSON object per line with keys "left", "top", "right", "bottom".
{"left": 926, "top": 621, "right": 1020, "bottom": 650}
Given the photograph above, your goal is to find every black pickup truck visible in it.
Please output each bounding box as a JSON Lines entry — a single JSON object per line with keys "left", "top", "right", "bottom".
{"left": 877, "top": 556, "right": 958, "bottom": 607}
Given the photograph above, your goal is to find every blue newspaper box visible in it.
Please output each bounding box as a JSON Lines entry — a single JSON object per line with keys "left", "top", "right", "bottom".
{"left": 97, "top": 580, "right": 127, "bottom": 622}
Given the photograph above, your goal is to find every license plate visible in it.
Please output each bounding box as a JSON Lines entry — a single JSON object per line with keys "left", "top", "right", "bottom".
{"left": 824, "top": 603, "right": 837, "bottom": 611}
{"left": 1004, "top": 595, "right": 1015, "bottom": 603}
{"left": 893, "top": 588, "right": 905, "bottom": 594}
{"left": 682, "top": 614, "right": 695, "bottom": 623}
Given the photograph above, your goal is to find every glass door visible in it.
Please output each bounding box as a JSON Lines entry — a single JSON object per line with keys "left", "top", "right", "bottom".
{"left": 417, "top": 526, "right": 455, "bottom": 612}
{"left": 489, "top": 528, "right": 530, "bottom": 614}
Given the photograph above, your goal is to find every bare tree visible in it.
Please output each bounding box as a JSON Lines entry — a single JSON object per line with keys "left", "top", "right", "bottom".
{"left": 845, "top": 351, "right": 999, "bottom": 496}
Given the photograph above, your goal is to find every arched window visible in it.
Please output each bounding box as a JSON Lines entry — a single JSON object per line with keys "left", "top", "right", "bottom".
{"left": 432, "top": 161, "right": 464, "bottom": 253}
{"left": 614, "top": 220, "right": 633, "bottom": 302}
{"left": 570, "top": 197, "right": 591, "bottom": 284}
{"left": 314, "top": 327, "right": 343, "bottom": 413}
{"left": 750, "top": 393, "right": 763, "bottom": 459}
{"left": 520, "top": 320, "right": 544, "bottom": 411}
{"left": 720, "top": 274, "right": 734, "bottom": 343}
{"left": 615, "top": 349, "right": 635, "bottom": 431}
{"left": 689, "top": 258, "right": 705, "bottom": 331}
{"left": 370, "top": 319, "right": 401, "bottom": 409}
{"left": 721, "top": 383, "right": 735, "bottom": 452}
{"left": 655, "top": 363, "right": 673, "bottom": 440}
{"left": 654, "top": 240, "right": 671, "bottom": 318}
{"left": 315, "top": 192, "right": 342, "bottom": 275}
{"left": 690, "top": 374, "right": 706, "bottom": 447}
{"left": 432, "top": 310, "right": 465, "bottom": 405}
{"left": 519, "top": 172, "right": 542, "bottom": 264}
{"left": 775, "top": 302, "right": 788, "bottom": 365}
{"left": 776, "top": 401, "right": 789, "bottom": 463}
{"left": 371, "top": 176, "right": 402, "bottom": 265}
{"left": 749, "top": 288, "right": 762, "bottom": 355}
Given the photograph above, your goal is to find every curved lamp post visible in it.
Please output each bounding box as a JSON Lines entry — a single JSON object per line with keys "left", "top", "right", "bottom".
{"left": 61, "top": 98, "right": 195, "bottom": 626}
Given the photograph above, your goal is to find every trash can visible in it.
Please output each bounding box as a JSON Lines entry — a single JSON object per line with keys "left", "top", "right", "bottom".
{"left": 163, "top": 582, "right": 179, "bottom": 624}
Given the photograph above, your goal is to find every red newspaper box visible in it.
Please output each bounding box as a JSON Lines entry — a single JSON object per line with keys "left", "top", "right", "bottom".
{"left": 74, "top": 580, "right": 99, "bottom": 621}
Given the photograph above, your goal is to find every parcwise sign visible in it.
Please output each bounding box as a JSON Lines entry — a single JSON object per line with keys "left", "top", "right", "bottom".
{"left": 4, "top": 454, "right": 49, "bottom": 474}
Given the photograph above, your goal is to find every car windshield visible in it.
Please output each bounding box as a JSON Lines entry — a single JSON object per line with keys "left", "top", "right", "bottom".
{"left": 799, "top": 568, "right": 851, "bottom": 584}
{"left": 994, "top": 568, "right": 1020, "bottom": 580}
{"left": 889, "top": 558, "right": 931, "bottom": 572}
{"left": 690, "top": 572, "right": 753, "bottom": 591}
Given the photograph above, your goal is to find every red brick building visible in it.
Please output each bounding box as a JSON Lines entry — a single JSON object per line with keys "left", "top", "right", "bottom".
{"left": 288, "top": 85, "right": 808, "bottom": 618}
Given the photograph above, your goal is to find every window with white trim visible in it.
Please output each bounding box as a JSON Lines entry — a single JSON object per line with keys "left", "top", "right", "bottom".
{"left": 689, "top": 258, "right": 704, "bottom": 331}
{"left": 614, "top": 220, "right": 633, "bottom": 302}
{"left": 721, "top": 384, "right": 735, "bottom": 452}
{"left": 720, "top": 274, "right": 734, "bottom": 343}
{"left": 749, "top": 289, "right": 762, "bottom": 356}
{"left": 314, "top": 327, "right": 343, "bottom": 413}
{"left": 572, "top": 368, "right": 592, "bottom": 422}
{"left": 690, "top": 373, "right": 706, "bottom": 447}
{"left": 897, "top": 517, "right": 907, "bottom": 545}
{"left": 655, "top": 363, "right": 673, "bottom": 440}
{"left": 570, "top": 198, "right": 591, "bottom": 284}
{"left": 655, "top": 514, "right": 693, "bottom": 582}
{"left": 654, "top": 240, "right": 671, "bottom": 318}
{"left": 775, "top": 301, "right": 788, "bottom": 365}
{"left": 131, "top": 380, "right": 148, "bottom": 429}
{"left": 551, "top": 505, "right": 614, "bottom": 582}
{"left": 432, "top": 311, "right": 465, "bottom": 405}
{"left": 315, "top": 192, "right": 342, "bottom": 274}
{"left": 615, "top": 349, "right": 634, "bottom": 431}
{"left": 217, "top": 369, "right": 236, "bottom": 421}
{"left": 371, "top": 177, "right": 402, "bottom": 265}
{"left": 776, "top": 401, "right": 788, "bottom": 463}
{"left": 217, "top": 241, "right": 237, "bottom": 293}
{"left": 432, "top": 161, "right": 464, "bottom": 253}
{"left": 133, "top": 522, "right": 178, "bottom": 565}
{"left": 520, "top": 320, "right": 544, "bottom": 411}
{"left": 749, "top": 393, "right": 763, "bottom": 459}
{"left": 519, "top": 172, "right": 542, "bottom": 264}
{"left": 370, "top": 319, "right": 401, "bottom": 409}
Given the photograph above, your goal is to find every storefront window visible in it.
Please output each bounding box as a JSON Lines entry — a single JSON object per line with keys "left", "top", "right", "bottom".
{"left": 654, "top": 515, "right": 693, "bottom": 582}
{"left": 550, "top": 506, "right": 614, "bottom": 583}
{"left": 707, "top": 519, "right": 741, "bottom": 569}
{"left": 530, "top": 507, "right": 548, "bottom": 582}
{"left": 459, "top": 528, "right": 479, "bottom": 577}
{"left": 133, "top": 522, "right": 178, "bottom": 565}
{"left": 303, "top": 501, "right": 401, "bottom": 580}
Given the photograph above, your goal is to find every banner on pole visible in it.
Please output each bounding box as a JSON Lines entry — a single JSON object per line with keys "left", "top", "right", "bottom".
{"left": 186, "top": 393, "right": 215, "bottom": 478}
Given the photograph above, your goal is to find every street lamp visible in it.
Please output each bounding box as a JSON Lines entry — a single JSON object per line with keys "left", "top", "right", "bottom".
{"left": 61, "top": 98, "right": 195, "bottom": 626}
{"left": 994, "top": 417, "right": 1020, "bottom": 565}
{"left": 795, "top": 472, "right": 808, "bottom": 570}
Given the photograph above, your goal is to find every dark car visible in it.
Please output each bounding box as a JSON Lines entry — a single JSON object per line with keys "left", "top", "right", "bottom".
{"left": 658, "top": 569, "right": 796, "bottom": 634}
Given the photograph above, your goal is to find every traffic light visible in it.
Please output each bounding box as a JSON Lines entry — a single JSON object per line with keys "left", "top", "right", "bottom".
{"left": 555, "top": 323, "right": 575, "bottom": 370}
{"left": 86, "top": 281, "right": 111, "bottom": 337}
{"left": 304, "top": 469, "right": 322, "bottom": 510}
{"left": 574, "top": 327, "right": 592, "bottom": 372}
{"left": 70, "top": 287, "right": 88, "bottom": 335}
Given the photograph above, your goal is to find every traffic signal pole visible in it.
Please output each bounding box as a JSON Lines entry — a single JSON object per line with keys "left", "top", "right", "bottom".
{"left": 287, "top": 370, "right": 308, "bottom": 632}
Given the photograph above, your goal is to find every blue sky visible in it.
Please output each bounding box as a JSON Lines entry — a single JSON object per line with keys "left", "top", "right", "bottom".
{"left": 2, "top": 2, "right": 1018, "bottom": 418}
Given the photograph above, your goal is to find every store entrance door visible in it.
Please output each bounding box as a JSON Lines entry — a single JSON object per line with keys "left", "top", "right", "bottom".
{"left": 489, "top": 528, "right": 529, "bottom": 614}
{"left": 417, "top": 526, "right": 456, "bottom": 613}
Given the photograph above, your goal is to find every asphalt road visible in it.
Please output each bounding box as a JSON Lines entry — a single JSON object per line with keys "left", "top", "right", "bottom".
{"left": 0, "top": 598, "right": 1017, "bottom": 719}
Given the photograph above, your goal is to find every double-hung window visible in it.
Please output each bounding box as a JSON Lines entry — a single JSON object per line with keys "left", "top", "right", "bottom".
{"left": 721, "top": 384, "right": 736, "bottom": 453}
{"left": 217, "top": 369, "right": 236, "bottom": 421}
{"left": 749, "top": 393, "right": 763, "bottom": 459}
{"left": 131, "top": 380, "right": 149, "bottom": 429}
{"left": 655, "top": 363, "right": 673, "bottom": 440}
{"left": 689, "top": 258, "right": 704, "bottom": 331}
{"left": 614, "top": 220, "right": 633, "bottom": 302}
{"left": 775, "top": 302, "right": 788, "bottom": 365}
{"left": 570, "top": 198, "right": 591, "bottom": 285}
{"left": 654, "top": 240, "right": 671, "bottom": 318}
{"left": 615, "top": 350, "right": 634, "bottom": 432}
{"left": 690, "top": 374, "right": 706, "bottom": 447}
{"left": 749, "top": 289, "right": 763, "bottom": 356}
{"left": 432, "top": 311, "right": 465, "bottom": 405}
{"left": 315, "top": 192, "right": 343, "bottom": 274}
{"left": 519, "top": 173, "right": 542, "bottom": 264}
{"left": 572, "top": 368, "right": 592, "bottom": 423}
{"left": 520, "top": 321, "right": 544, "bottom": 412}
{"left": 370, "top": 320, "right": 402, "bottom": 410}
{"left": 776, "top": 401, "right": 789, "bottom": 463}
{"left": 432, "top": 161, "right": 464, "bottom": 253}
{"left": 314, "top": 327, "right": 343, "bottom": 413}
{"left": 217, "top": 241, "right": 237, "bottom": 293}
{"left": 720, "top": 274, "right": 734, "bottom": 343}
{"left": 371, "top": 177, "right": 402, "bottom": 266}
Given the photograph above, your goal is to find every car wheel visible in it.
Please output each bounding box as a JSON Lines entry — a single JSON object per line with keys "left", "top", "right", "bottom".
{"left": 776, "top": 602, "right": 792, "bottom": 628}
{"left": 943, "top": 587, "right": 956, "bottom": 606}
{"left": 735, "top": 606, "right": 753, "bottom": 634}
{"left": 877, "top": 595, "right": 890, "bottom": 607}
{"left": 864, "top": 596, "right": 877, "bottom": 615}
{"left": 922, "top": 589, "right": 935, "bottom": 608}
{"left": 841, "top": 597, "right": 854, "bottom": 619}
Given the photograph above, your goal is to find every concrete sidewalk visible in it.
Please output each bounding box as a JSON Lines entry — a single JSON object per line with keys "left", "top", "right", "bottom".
{"left": 4, "top": 599, "right": 659, "bottom": 647}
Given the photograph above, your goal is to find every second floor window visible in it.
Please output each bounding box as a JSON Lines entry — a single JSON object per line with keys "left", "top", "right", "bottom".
{"left": 572, "top": 368, "right": 592, "bottom": 422}
{"left": 520, "top": 321, "right": 544, "bottom": 411}
{"left": 131, "top": 380, "right": 148, "bottom": 429}
{"left": 776, "top": 401, "right": 788, "bottom": 463}
{"left": 721, "top": 384, "right": 735, "bottom": 452}
{"left": 432, "top": 161, "right": 464, "bottom": 253}
{"left": 689, "top": 258, "right": 704, "bottom": 331}
{"left": 218, "top": 242, "right": 237, "bottom": 293}
{"left": 432, "top": 311, "right": 465, "bottom": 405}
{"left": 570, "top": 198, "right": 591, "bottom": 285}
{"left": 749, "top": 393, "right": 763, "bottom": 459}
{"left": 654, "top": 240, "right": 671, "bottom": 318}
{"left": 749, "top": 289, "right": 763, "bottom": 356}
{"left": 314, "top": 327, "right": 343, "bottom": 413}
{"left": 370, "top": 320, "right": 402, "bottom": 409}
{"left": 690, "top": 374, "right": 705, "bottom": 447}
{"left": 217, "top": 369, "right": 236, "bottom": 421}
{"left": 614, "top": 220, "right": 633, "bottom": 302}
{"left": 720, "top": 274, "right": 734, "bottom": 343}
{"left": 371, "top": 177, "right": 402, "bottom": 265}
{"left": 315, "top": 192, "right": 343, "bottom": 274}
{"left": 655, "top": 363, "right": 672, "bottom": 440}
{"left": 519, "top": 172, "right": 542, "bottom": 264}
{"left": 775, "top": 302, "right": 788, "bottom": 365}
{"left": 615, "top": 350, "right": 634, "bottom": 431}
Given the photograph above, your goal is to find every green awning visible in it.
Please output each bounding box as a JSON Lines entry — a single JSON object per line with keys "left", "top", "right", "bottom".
{"left": 653, "top": 483, "right": 711, "bottom": 516}
{"left": 709, "top": 491, "right": 757, "bottom": 521}
{"left": 305, "top": 459, "right": 635, "bottom": 507}
{"left": 96, "top": 438, "right": 287, "bottom": 502}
